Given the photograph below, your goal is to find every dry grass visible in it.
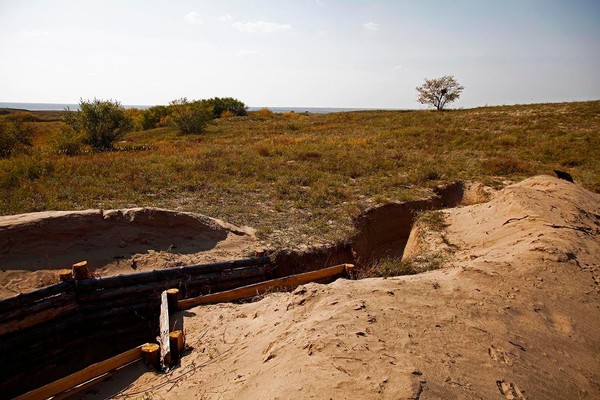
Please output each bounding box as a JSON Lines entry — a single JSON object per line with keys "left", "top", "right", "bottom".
{"left": 1, "top": 101, "right": 598, "bottom": 248}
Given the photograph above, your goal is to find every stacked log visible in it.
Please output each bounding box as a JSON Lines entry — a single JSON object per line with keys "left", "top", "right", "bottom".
{"left": 0, "top": 256, "right": 271, "bottom": 398}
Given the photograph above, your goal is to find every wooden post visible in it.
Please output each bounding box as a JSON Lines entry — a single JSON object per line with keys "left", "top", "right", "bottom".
{"left": 72, "top": 261, "right": 92, "bottom": 280}
{"left": 58, "top": 269, "right": 73, "bottom": 282}
{"left": 141, "top": 343, "right": 160, "bottom": 370}
{"left": 255, "top": 247, "right": 266, "bottom": 257}
{"left": 159, "top": 291, "right": 171, "bottom": 369}
{"left": 169, "top": 330, "right": 185, "bottom": 362}
{"left": 344, "top": 264, "right": 355, "bottom": 278}
{"left": 166, "top": 288, "right": 180, "bottom": 314}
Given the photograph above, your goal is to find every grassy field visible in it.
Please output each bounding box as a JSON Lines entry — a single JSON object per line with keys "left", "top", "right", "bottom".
{"left": 1, "top": 101, "right": 598, "bottom": 248}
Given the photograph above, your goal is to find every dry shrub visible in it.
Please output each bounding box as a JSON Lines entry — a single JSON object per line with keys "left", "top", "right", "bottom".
{"left": 282, "top": 111, "right": 299, "bottom": 118}
{"left": 256, "top": 145, "right": 271, "bottom": 157}
{"left": 298, "top": 151, "right": 322, "bottom": 161}
{"left": 354, "top": 257, "right": 418, "bottom": 279}
{"left": 255, "top": 108, "right": 274, "bottom": 119}
{"left": 220, "top": 110, "right": 235, "bottom": 119}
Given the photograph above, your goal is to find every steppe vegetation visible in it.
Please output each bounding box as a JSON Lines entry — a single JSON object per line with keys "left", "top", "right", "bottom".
{"left": 0, "top": 100, "right": 598, "bottom": 248}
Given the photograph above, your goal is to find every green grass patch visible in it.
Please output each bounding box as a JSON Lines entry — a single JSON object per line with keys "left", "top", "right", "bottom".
{"left": 1, "top": 101, "right": 599, "bottom": 247}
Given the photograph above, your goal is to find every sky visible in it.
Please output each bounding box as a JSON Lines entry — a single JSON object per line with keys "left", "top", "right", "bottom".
{"left": 1, "top": 0, "right": 599, "bottom": 109}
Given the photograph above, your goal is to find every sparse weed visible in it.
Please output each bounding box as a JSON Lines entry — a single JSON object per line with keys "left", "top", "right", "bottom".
{"left": 355, "top": 257, "right": 419, "bottom": 279}
{"left": 415, "top": 210, "right": 448, "bottom": 232}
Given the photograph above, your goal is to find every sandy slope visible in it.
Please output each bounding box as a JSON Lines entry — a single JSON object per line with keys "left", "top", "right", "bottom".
{"left": 81, "top": 176, "right": 600, "bottom": 399}
{"left": 0, "top": 208, "right": 256, "bottom": 298}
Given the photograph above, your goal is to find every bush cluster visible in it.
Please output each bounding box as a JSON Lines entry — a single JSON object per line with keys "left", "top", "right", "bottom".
{"left": 0, "top": 113, "right": 35, "bottom": 158}
{"left": 63, "top": 99, "right": 133, "bottom": 151}
{"left": 140, "top": 97, "right": 248, "bottom": 132}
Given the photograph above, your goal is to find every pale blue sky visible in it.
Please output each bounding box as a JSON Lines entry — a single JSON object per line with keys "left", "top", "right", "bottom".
{"left": 1, "top": 0, "right": 599, "bottom": 108}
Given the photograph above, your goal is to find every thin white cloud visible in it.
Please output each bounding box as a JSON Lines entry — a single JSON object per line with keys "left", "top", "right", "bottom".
{"left": 24, "top": 30, "right": 50, "bottom": 37}
{"left": 363, "top": 22, "right": 379, "bottom": 31}
{"left": 236, "top": 50, "right": 260, "bottom": 58}
{"left": 184, "top": 11, "right": 203, "bottom": 25}
{"left": 233, "top": 21, "right": 292, "bottom": 33}
{"left": 218, "top": 14, "right": 233, "bottom": 22}
{"left": 393, "top": 65, "right": 403, "bottom": 70}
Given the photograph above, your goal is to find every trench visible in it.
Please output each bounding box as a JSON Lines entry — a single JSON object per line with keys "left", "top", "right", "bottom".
{"left": 0, "top": 181, "right": 470, "bottom": 398}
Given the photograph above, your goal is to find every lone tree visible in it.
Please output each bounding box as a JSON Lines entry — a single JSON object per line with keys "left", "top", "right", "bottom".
{"left": 416, "top": 75, "right": 464, "bottom": 110}
{"left": 64, "top": 99, "right": 134, "bottom": 150}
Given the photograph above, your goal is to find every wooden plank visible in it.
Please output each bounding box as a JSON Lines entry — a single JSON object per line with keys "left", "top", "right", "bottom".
{"left": 13, "top": 345, "right": 144, "bottom": 400}
{"left": 158, "top": 290, "right": 171, "bottom": 370}
{"left": 179, "top": 264, "right": 352, "bottom": 310}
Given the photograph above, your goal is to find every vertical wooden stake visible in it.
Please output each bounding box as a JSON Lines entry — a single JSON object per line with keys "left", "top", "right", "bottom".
{"left": 141, "top": 343, "right": 160, "bottom": 370}
{"left": 166, "top": 288, "right": 180, "bottom": 314}
{"left": 255, "top": 247, "right": 265, "bottom": 257}
{"left": 344, "top": 264, "right": 355, "bottom": 278}
{"left": 159, "top": 291, "right": 171, "bottom": 369}
{"left": 169, "top": 330, "right": 185, "bottom": 362}
{"left": 72, "top": 261, "right": 92, "bottom": 280}
{"left": 58, "top": 269, "right": 73, "bottom": 282}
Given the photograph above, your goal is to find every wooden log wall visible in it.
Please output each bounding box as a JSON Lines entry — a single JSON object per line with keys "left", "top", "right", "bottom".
{"left": 0, "top": 256, "right": 271, "bottom": 399}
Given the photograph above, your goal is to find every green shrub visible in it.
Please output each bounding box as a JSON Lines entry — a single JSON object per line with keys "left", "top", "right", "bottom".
{"left": 169, "top": 98, "right": 213, "bottom": 134}
{"left": 50, "top": 126, "right": 87, "bottom": 156}
{"left": 64, "top": 99, "right": 134, "bottom": 151}
{"left": 140, "top": 105, "right": 172, "bottom": 130}
{"left": 203, "top": 97, "right": 247, "bottom": 117}
{"left": 0, "top": 113, "right": 34, "bottom": 158}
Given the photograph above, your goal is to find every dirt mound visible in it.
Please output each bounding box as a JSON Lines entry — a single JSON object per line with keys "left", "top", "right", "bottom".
{"left": 83, "top": 175, "right": 600, "bottom": 399}
{"left": 0, "top": 208, "right": 256, "bottom": 298}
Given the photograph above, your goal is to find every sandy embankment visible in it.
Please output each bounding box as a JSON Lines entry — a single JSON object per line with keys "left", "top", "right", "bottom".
{"left": 78, "top": 175, "right": 600, "bottom": 399}
{"left": 0, "top": 208, "right": 256, "bottom": 298}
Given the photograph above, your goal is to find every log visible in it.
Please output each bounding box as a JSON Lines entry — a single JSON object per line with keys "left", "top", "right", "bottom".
{"left": 77, "top": 297, "right": 159, "bottom": 312}
{"left": 0, "top": 281, "right": 74, "bottom": 315}
{"left": 169, "top": 330, "right": 185, "bottom": 362}
{"left": 58, "top": 269, "right": 73, "bottom": 282}
{"left": 75, "top": 265, "right": 269, "bottom": 304}
{"left": 72, "top": 261, "right": 92, "bottom": 280}
{"left": 179, "top": 264, "right": 352, "bottom": 310}
{"left": 167, "top": 288, "right": 180, "bottom": 313}
{"left": 0, "top": 291, "right": 76, "bottom": 325}
{"left": 0, "top": 303, "right": 79, "bottom": 336}
{"left": 13, "top": 345, "right": 143, "bottom": 400}
{"left": 141, "top": 343, "right": 160, "bottom": 370}
{"left": 74, "top": 257, "right": 270, "bottom": 290}
{"left": 159, "top": 291, "right": 171, "bottom": 369}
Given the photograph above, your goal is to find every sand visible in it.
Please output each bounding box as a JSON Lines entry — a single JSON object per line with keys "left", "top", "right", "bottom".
{"left": 0, "top": 207, "right": 256, "bottom": 298}
{"left": 74, "top": 175, "right": 599, "bottom": 399}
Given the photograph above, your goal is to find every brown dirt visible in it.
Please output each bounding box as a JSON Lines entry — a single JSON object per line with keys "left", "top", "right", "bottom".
{"left": 78, "top": 175, "right": 600, "bottom": 399}
{"left": 0, "top": 207, "right": 257, "bottom": 298}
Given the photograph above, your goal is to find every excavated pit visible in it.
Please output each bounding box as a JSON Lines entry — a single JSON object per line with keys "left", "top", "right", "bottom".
{"left": 0, "top": 181, "right": 490, "bottom": 397}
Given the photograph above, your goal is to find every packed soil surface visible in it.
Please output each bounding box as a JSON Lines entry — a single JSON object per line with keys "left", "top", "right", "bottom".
{"left": 0, "top": 208, "right": 256, "bottom": 298}
{"left": 78, "top": 175, "right": 600, "bottom": 399}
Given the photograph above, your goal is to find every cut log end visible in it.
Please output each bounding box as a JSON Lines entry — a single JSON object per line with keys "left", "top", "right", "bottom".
{"left": 72, "top": 261, "right": 92, "bottom": 280}
{"left": 169, "top": 330, "right": 185, "bottom": 362}
{"left": 141, "top": 343, "right": 160, "bottom": 370}
{"left": 58, "top": 269, "right": 73, "bottom": 282}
